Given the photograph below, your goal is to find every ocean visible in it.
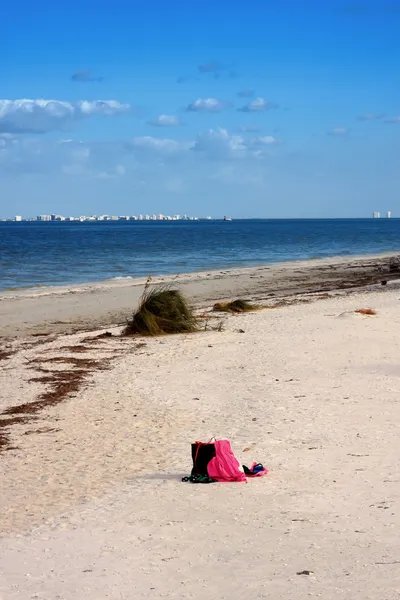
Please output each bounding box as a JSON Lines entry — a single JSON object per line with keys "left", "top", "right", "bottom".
{"left": 1, "top": 219, "right": 399, "bottom": 291}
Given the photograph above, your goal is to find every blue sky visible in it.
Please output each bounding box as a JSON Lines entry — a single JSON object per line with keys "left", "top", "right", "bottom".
{"left": 1, "top": 0, "right": 399, "bottom": 218}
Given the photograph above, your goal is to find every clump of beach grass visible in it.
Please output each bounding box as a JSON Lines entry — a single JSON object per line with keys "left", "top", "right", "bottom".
{"left": 123, "top": 284, "right": 199, "bottom": 336}
{"left": 213, "top": 299, "right": 258, "bottom": 313}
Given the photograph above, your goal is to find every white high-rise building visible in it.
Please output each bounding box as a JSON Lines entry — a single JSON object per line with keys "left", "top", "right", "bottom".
{"left": 373, "top": 212, "right": 380, "bottom": 219}
{"left": 14, "top": 215, "right": 22, "bottom": 222}
{"left": 387, "top": 210, "right": 392, "bottom": 219}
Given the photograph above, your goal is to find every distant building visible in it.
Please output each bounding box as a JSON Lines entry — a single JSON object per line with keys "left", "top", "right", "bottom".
{"left": 37, "top": 215, "right": 51, "bottom": 221}
{"left": 387, "top": 210, "right": 392, "bottom": 219}
{"left": 14, "top": 215, "right": 22, "bottom": 222}
{"left": 373, "top": 212, "right": 380, "bottom": 219}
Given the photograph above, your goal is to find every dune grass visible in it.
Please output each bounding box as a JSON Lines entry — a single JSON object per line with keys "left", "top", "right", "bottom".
{"left": 213, "top": 299, "right": 258, "bottom": 313}
{"left": 123, "top": 286, "right": 199, "bottom": 336}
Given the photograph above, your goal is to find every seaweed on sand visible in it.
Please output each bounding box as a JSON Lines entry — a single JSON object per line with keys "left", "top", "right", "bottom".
{"left": 213, "top": 299, "right": 258, "bottom": 313}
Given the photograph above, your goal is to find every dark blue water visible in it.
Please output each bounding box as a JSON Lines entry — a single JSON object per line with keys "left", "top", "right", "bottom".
{"left": 1, "top": 219, "right": 400, "bottom": 291}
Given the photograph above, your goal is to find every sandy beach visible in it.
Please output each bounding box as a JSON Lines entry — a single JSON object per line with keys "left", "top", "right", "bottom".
{"left": 0, "top": 252, "right": 399, "bottom": 339}
{"left": 1, "top": 256, "right": 400, "bottom": 599}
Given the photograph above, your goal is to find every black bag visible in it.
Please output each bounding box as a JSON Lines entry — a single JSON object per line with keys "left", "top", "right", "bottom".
{"left": 191, "top": 441, "right": 216, "bottom": 476}
{"left": 181, "top": 440, "right": 217, "bottom": 483}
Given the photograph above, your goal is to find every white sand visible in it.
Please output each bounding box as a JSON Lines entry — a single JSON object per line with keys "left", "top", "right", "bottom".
{"left": 0, "top": 286, "right": 400, "bottom": 599}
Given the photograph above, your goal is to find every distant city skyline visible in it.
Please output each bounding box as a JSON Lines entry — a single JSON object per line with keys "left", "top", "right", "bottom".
{"left": 4, "top": 211, "right": 396, "bottom": 223}
{"left": 9, "top": 213, "right": 207, "bottom": 222}
{"left": 1, "top": 1, "right": 400, "bottom": 218}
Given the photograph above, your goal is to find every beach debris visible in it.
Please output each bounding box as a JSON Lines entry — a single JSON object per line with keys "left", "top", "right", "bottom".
{"left": 238, "top": 329, "right": 245, "bottom": 333}
{"left": 213, "top": 299, "right": 258, "bottom": 313}
{"left": 215, "top": 321, "right": 225, "bottom": 332}
{"left": 60, "top": 345, "right": 96, "bottom": 353}
{"left": 297, "top": 570, "right": 314, "bottom": 576}
{"left": 389, "top": 256, "right": 400, "bottom": 273}
{"left": 0, "top": 348, "right": 16, "bottom": 362}
{"left": 123, "top": 286, "right": 198, "bottom": 336}
{"left": 355, "top": 308, "right": 377, "bottom": 316}
{"left": 31, "top": 332, "right": 51, "bottom": 337}
{"left": 28, "top": 356, "right": 104, "bottom": 369}
{"left": 203, "top": 319, "right": 225, "bottom": 332}
{"left": 24, "top": 427, "right": 60, "bottom": 435}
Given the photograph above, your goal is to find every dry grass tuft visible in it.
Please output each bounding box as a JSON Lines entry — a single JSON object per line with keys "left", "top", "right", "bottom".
{"left": 213, "top": 299, "right": 258, "bottom": 313}
{"left": 355, "top": 308, "right": 377, "bottom": 316}
{"left": 123, "top": 286, "right": 198, "bottom": 336}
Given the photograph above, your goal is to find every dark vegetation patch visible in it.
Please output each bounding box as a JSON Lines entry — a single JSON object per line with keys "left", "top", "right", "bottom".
{"left": 213, "top": 299, "right": 258, "bottom": 313}
{"left": 123, "top": 287, "right": 198, "bottom": 336}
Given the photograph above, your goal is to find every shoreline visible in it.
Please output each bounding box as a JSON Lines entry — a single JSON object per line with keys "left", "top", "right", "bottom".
{"left": 1, "top": 249, "right": 400, "bottom": 300}
{"left": 1, "top": 251, "right": 400, "bottom": 340}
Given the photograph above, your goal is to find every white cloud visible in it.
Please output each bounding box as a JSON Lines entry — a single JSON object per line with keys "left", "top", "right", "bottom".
{"left": 147, "top": 114, "right": 181, "bottom": 127}
{"left": 328, "top": 127, "right": 350, "bottom": 136}
{"left": 238, "top": 97, "right": 279, "bottom": 112}
{"left": 0, "top": 128, "right": 282, "bottom": 183}
{"left": 0, "top": 99, "right": 131, "bottom": 134}
{"left": 192, "top": 128, "right": 247, "bottom": 158}
{"left": 187, "top": 98, "right": 227, "bottom": 112}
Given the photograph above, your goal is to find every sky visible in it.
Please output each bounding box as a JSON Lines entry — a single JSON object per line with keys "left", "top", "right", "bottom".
{"left": 1, "top": 0, "right": 400, "bottom": 219}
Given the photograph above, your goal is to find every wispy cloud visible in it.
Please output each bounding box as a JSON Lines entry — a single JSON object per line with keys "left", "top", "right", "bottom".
{"left": 129, "top": 136, "right": 189, "bottom": 154}
{"left": 237, "top": 89, "right": 255, "bottom": 98}
{"left": 238, "top": 97, "right": 279, "bottom": 112}
{"left": 191, "top": 128, "right": 282, "bottom": 159}
{"left": 249, "top": 135, "right": 280, "bottom": 146}
{"left": 0, "top": 99, "right": 131, "bottom": 134}
{"left": 198, "top": 60, "right": 237, "bottom": 79}
{"left": 236, "top": 125, "right": 261, "bottom": 133}
{"left": 198, "top": 60, "right": 221, "bottom": 73}
{"left": 384, "top": 115, "right": 400, "bottom": 123}
{"left": 176, "top": 75, "right": 199, "bottom": 84}
{"left": 187, "top": 98, "right": 228, "bottom": 112}
{"left": 328, "top": 127, "right": 350, "bottom": 136}
{"left": 356, "top": 113, "right": 384, "bottom": 121}
{"left": 71, "top": 70, "right": 104, "bottom": 83}
{"left": 147, "top": 114, "right": 182, "bottom": 127}
{"left": 191, "top": 128, "right": 247, "bottom": 158}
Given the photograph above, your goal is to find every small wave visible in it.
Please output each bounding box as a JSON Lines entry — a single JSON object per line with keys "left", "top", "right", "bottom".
{"left": 110, "top": 276, "right": 134, "bottom": 281}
